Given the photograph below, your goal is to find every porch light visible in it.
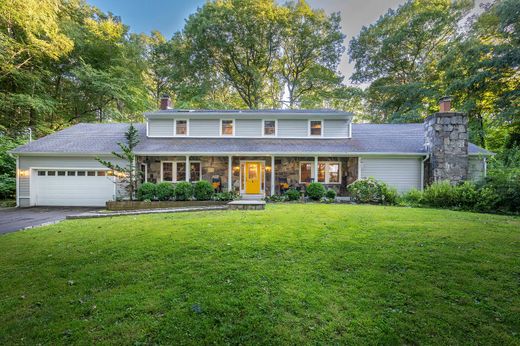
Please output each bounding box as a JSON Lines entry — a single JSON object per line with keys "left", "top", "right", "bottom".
{"left": 233, "top": 166, "right": 240, "bottom": 172}
{"left": 265, "top": 166, "right": 271, "bottom": 173}
{"left": 18, "top": 169, "right": 29, "bottom": 177}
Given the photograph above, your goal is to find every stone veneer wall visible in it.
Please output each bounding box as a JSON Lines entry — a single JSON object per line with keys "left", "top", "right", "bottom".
{"left": 424, "top": 112, "right": 468, "bottom": 185}
{"left": 138, "top": 156, "right": 358, "bottom": 196}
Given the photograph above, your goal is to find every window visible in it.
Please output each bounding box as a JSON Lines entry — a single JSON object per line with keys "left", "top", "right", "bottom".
{"left": 67, "top": 171, "right": 76, "bottom": 176}
{"left": 47, "top": 171, "right": 56, "bottom": 176}
{"left": 190, "top": 162, "right": 201, "bottom": 182}
{"left": 221, "top": 119, "right": 234, "bottom": 136}
{"left": 37, "top": 171, "right": 46, "bottom": 176}
{"left": 162, "top": 162, "right": 173, "bottom": 182}
{"left": 299, "top": 161, "right": 341, "bottom": 184}
{"left": 140, "top": 163, "right": 147, "bottom": 183}
{"left": 77, "top": 171, "right": 86, "bottom": 176}
{"left": 300, "top": 162, "right": 313, "bottom": 183}
{"left": 161, "top": 161, "right": 200, "bottom": 182}
{"left": 87, "top": 171, "right": 96, "bottom": 176}
{"left": 309, "top": 120, "right": 322, "bottom": 136}
{"left": 263, "top": 120, "right": 276, "bottom": 136}
{"left": 176, "top": 120, "right": 188, "bottom": 135}
{"left": 57, "top": 171, "right": 66, "bottom": 176}
{"left": 97, "top": 171, "right": 106, "bottom": 176}
{"left": 176, "top": 162, "right": 186, "bottom": 181}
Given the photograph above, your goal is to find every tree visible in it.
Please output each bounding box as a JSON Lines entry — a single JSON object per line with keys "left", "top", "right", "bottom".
{"left": 96, "top": 124, "right": 140, "bottom": 200}
{"left": 183, "top": 0, "right": 281, "bottom": 109}
{"left": 278, "top": 1, "right": 345, "bottom": 108}
{"left": 348, "top": 0, "right": 473, "bottom": 122}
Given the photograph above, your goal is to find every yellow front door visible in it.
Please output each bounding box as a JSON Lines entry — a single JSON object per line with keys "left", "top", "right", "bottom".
{"left": 245, "top": 162, "right": 261, "bottom": 194}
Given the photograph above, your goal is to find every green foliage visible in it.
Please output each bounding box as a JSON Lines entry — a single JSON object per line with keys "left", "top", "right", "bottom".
{"left": 400, "top": 189, "right": 423, "bottom": 207}
{"left": 96, "top": 124, "right": 139, "bottom": 200}
{"left": 155, "top": 182, "right": 175, "bottom": 201}
{"left": 421, "top": 181, "right": 457, "bottom": 208}
{"left": 348, "top": 177, "right": 398, "bottom": 205}
{"left": 266, "top": 194, "right": 288, "bottom": 203}
{"left": 325, "top": 189, "right": 337, "bottom": 200}
{"left": 285, "top": 188, "right": 300, "bottom": 201}
{"left": 306, "top": 182, "right": 325, "bottom": 201}
{"left": 0, "top": 133, "right": 25, "bottom": 177}
{"left": 213, "top": 191, "right": 239, "bottom": 201}
{"left": 137, "top": 182, "right": 156, "bottom": 201}
{"left": 194, "top": 180, "right": 214, "bottom": 201}
{"left": 0, "top": 174, "right": 16, "bottom": 200}
{"left": 174, "top": 182, "right": 193, "bottom": 201}
{"left": 481, "top": 170, "right": 520, "bottom": 213}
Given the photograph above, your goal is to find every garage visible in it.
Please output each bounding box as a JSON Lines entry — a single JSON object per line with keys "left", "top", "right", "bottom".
{"left": 359, "top": 157, "right": 422, "bottom": 193}
{"left": 33, "top": 169, "right": 115, "bottom": 206}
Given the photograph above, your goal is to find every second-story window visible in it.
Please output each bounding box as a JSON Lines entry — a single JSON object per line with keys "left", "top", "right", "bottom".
{"left": 263, "top": 120, "right": 276, "bottom": 136}
{"left": 221, "top": 119, "right": 234, "bottom": 136}
{"left": 176, "top": 120, "right": 187, "bottom": 135}
{"left": 310, "top": 120, "right": 322, "bottom": 136}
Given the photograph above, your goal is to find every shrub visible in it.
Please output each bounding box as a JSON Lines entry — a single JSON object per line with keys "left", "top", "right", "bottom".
{"left": 175, "top": 182, "right": 193, "bottom": 201}
{"left": 213, "top": 191, "right": 239, "bottom": 201}
{"left": 422, "top": 181, "right": 457, "bottom": 208}
{"left": 454, "top": 181, "right": 479, "bottom": 209}
{"left": 482, "top": 170, "right": 520, "bottom": 213}
{"left": 155, "top": 182, "right": 175, "bottom": 201}
{"left": 137, "top": 182, "right": 156, "bottom": 201}
{"left": 194, "top": 180, "right": 214, "bottom": 200}
{"left": 306, "top": 182, "right": 325, "bottom": 201}
{"left": 0, "top": 174, "right": 16, "bottom": 200}
{"left": 401, "top": 189, "right": 423, "bottom": 206}
{"left": 325, "top": 189, "right": 337, "bottom": 200}
{"left": 347, "top": 177, "right": 397, "bottom": 205}
{"left": 285, "top": 188, "right": 300, "bottom": 201}
{"left": 266, "top": 194, "right": 288, "bottom": 203}
{"left": 474, "top": 186, "right": 499, "bottom": 213}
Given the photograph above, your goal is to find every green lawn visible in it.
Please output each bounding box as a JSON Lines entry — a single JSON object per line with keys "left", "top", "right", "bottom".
{"left": 0, "top": 205, "right": 519, "bottom": 345}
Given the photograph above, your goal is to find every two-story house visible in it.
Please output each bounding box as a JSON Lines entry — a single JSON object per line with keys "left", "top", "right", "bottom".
{"left": 11, "top": 97, "right": 491, "bottom": 207}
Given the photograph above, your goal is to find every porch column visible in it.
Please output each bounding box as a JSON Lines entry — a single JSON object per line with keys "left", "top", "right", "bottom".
{"left": 227, "top": 155, "right": 232, "bottom": 192}
{"left": 271, "top": 155, "right": 275, "bottom": 196}
{"left": 314, "top": 156, "right": 318, "bottom": 182}
{"left": 186, "top": 155, "right": 190, "bottom": 182}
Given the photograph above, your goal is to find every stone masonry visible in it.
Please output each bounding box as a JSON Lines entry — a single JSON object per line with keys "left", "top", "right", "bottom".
{"left": 424, "top": 112, "right": 468, "bottom": 185}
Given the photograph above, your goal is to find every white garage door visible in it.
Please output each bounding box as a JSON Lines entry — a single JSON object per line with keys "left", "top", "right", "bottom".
{"left": 34, "top": 169, "right": 115, "bottom": 206}
{"left": 359, "top": 158, "right": 422, "bottom": 193}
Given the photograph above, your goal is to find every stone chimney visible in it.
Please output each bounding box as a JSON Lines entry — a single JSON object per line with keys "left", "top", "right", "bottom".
{"left": 160, "top": 94, "right": 171, "bottom": 110}
{"left": 424, "top": 97, "right": 468, "bottom": 185}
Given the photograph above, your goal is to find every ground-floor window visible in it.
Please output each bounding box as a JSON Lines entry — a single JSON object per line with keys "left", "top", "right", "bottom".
{"left": 161, "top": 161, "right": 201, "bottom": 182}
{"left": 299, "top": 161, "right": 341, "bottom": 184}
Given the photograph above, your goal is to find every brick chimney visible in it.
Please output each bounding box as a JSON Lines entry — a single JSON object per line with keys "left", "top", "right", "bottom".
{"left": 160, "top": 94, "right": 171, "bottom": 110}
{"left": 424, "top": 97, "right": 468, "bottom": 185}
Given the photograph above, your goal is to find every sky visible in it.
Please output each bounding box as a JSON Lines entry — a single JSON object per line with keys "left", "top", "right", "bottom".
{"left": 88, "top": 0, "right": 406, "bottom": 82}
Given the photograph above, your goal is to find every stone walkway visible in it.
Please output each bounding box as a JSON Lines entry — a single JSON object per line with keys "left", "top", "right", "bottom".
{"left": 66, "top": 205, "right": 229, "bottom": 220}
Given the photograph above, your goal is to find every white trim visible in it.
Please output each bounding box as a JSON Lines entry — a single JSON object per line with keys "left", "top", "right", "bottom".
{"left": 308, "top": 119, "right": 324, "bottom": 137}
{"left": 186, "top": 156, "right": 190, "bottom": 182}
{"left": 145, "top": 135, "right": 350, "bottom": 139}
{"left": 262, "top": 119, "right": 277, "bottom": 137}
{"left": 227, "top": 156, "right": 232, "bottom": 192}
{"left": 160, "top": 161, "right": 175, "bottom": 182}
{"left": 357, "top": 157, "right": 362, "bottom": 180}
{"left": 270, "top": 155, "right": 275, "bottom": 196}
{"left": 298, "top": 160, "right": 342, "bottom": 184}
{"left": 420, "top": 154, "right": 429, "bottom": 191}
{"left": 348, "top": 122, "right": 352, "bottom": 138}
{"left": 239, "top": 160, "right": 266, "bottom": 196}
{"left": 146, "top": 121, "right": 149, "bottom": 137}
{"left": 175, "top": 119, "right": 189, "bottom": 136}
{"left": 16, "top": 155, "right": 19, "bottom": 207}
{"left": 220, "top": 119, "right": 235, "bottom": 136}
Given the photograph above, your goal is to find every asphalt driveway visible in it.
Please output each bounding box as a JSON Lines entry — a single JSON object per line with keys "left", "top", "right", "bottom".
{"left": 0, "top": 207, "right": 101, "bottom": 234}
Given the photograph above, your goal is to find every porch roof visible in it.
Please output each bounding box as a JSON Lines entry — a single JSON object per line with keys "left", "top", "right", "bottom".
{"left": 11, "top": 123, "right": 492, "bottom": 156}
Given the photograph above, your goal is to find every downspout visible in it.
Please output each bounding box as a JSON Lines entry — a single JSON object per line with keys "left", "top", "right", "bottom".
{"left": 420, "top": 154, "right": 429, "bottom": 191}
{"left": 15, "top": 155, "right": 19, "bottom": 207}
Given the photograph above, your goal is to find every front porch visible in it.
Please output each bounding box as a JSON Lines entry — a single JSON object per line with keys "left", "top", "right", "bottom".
{"left": 136, "top": 155, "right": 359, "bottom": 197}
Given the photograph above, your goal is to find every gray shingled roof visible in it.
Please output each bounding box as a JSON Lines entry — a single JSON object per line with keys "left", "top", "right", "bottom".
{"left": 11, "top": 123, "right": 492, "bottom": 155}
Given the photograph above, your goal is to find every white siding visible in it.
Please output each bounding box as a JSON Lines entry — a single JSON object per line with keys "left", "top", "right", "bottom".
{"left": 148, "top": 119, "right": 174, "bottom": 137}
{"left": 18, "top": 156, "right": 125, "bottom": 206}
{"left": 468, "top": 157, "right": 485, "bottom": 181}
{"left": 324, "top": 119, "right": 350, "bottom": 138}
{"left": 189, "top": 119, "right": 220, "bottom": 136}
{"left": 360, "top": 157, "right": 422, "bottom": 193}
{"left": 235, "top": 119, "right": 262, "bottom": 137}
{"left": 277, "top": 119, "right": 308, "bottom": 137}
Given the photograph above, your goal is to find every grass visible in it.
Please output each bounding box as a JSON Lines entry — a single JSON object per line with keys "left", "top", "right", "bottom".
{"left": 0, "top": 204, "right": 519, "bottom": 345}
